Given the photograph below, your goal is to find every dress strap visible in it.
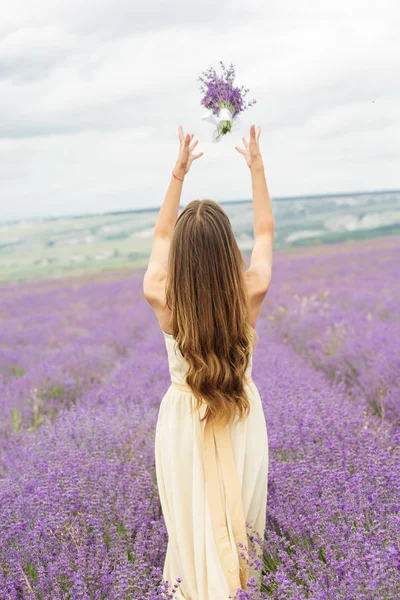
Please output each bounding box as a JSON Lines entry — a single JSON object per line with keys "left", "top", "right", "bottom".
{"left": 170, "top": 380, "right": 250, "bottom": 594}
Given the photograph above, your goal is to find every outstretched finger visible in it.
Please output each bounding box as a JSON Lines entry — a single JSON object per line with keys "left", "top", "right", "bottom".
{"left": 242, "top": 137, "right": 248, "bottom": 148}
{"left": 250, "top": 125, "right": 256, "bottom": 143}
{"left": 193, "top": 152, "right": 204, "bottom": 160}
{"left": 256, "top": 125, "right": 261, "bottom": 141}
{"left": 190, "top": 139, "right": 199, "bottom": 151}
{"left": 235, "top": 146, "right": 245, "bottom": 155}
{"left": 179, "top": 125, "right": 184, "bottom": 144}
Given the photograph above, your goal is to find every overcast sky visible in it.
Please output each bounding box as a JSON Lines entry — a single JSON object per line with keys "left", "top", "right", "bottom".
{"left": 0, "top": 0, "right": 399, "bottom": 223}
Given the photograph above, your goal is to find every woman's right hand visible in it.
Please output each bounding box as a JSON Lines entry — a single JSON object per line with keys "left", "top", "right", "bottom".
{"left": 235, "top": 125, "right": 263, "bottom": 169}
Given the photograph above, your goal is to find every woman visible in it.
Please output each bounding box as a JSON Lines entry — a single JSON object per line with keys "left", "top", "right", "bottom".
{"left": 143, "top": 124, "right": 273, "bottom": 599}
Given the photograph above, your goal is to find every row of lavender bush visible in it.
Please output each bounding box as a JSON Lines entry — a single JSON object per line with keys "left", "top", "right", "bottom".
{"left": 264, "top": 237, "right": 399, "bottom": 428}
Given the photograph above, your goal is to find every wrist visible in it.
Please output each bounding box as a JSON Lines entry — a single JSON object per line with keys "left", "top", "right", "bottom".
{"left": 250, "top": 157, "right": 264, "bottom": 172}
{"left": 174, "top": 162, "right": 186, "bottom": 180}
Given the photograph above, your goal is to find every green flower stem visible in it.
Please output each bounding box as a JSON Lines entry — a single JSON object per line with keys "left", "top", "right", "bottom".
{"left": 215, "top": 120, "right": 233, "bottom": 140}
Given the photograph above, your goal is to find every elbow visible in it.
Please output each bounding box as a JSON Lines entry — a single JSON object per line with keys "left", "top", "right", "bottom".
{"left": 153, "top": 227, "right": 173, "bottom": 240}
{"left": 256, "top": 219, "right": 274, "bottom": 238}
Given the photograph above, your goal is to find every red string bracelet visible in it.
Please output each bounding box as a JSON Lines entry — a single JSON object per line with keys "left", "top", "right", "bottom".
{"left": 172, "top": 170, "right": 184, "bottom": 182}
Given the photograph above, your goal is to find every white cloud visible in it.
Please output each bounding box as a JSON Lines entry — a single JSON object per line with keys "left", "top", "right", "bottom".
{"left": 0, "top": 0, "right": 399, "bottom": 221}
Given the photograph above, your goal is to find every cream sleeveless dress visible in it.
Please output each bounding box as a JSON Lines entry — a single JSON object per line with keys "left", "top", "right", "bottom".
{"left": 155, "top": 330, "right": 269, "bottom": 600}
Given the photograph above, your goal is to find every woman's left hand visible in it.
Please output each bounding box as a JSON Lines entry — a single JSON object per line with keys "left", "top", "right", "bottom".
{"left": 174, "top": 126, "right": 204, "bottom": 179}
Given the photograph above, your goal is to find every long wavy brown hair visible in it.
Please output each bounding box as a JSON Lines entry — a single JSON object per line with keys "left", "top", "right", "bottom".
{"left": 165, "top": 199, "right": 258, "bottom": 427}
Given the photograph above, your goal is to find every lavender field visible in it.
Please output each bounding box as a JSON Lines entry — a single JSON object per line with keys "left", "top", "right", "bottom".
{"left": 0, "top": 235, "right": 399, "bottom": 599}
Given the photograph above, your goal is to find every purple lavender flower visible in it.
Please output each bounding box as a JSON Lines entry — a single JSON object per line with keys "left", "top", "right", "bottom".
{"left": 198, "top": 61, "right": 256, "bottom": 142}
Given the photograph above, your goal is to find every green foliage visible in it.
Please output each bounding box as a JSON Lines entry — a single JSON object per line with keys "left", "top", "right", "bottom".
{"left": 12, "top": 407, "right": 22, "bottom": 432}
{"left": 27, "top": 403, "right": 44, "bottom": 432}
{"left": 11, "top": 366, "right": 25, "bottom": 376}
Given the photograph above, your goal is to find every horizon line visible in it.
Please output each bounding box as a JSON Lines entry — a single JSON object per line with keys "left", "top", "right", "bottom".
{"left": 1, "top": 187, "right": 399, "bottom": 226}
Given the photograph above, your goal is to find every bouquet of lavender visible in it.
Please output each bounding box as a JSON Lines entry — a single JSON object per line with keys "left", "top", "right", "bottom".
{"left": 198, "top": 61, "right": 256, "bottom": 143}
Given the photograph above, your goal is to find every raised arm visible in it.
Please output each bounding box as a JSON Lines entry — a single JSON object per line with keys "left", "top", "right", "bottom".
{"left": 143, "top": 126, "right": 203, "bottom": 307}
{"left": 236, "top": 125, "right": 274, "bottom": 317}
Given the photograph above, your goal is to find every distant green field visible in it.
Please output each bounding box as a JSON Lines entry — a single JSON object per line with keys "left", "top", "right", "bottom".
{"left": 1, "top": 190, "right": 399, "bottom": 283}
